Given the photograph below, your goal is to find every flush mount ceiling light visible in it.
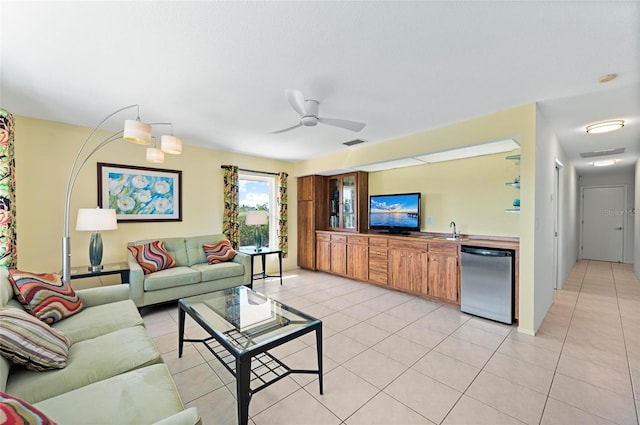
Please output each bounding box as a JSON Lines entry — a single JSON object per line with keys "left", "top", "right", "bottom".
{"left": 585, "top": 120, "right": 625, "bottom": 134}
{"left": 592, "top": 159, "right": 619, "bottom": 167}
{"left": 599, "top": 73, "right": 617, "bottom": 83}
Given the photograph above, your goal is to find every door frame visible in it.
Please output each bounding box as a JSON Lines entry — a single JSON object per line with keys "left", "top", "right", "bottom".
{"left": 553, "top": 159, "right": 563, "bottom": 289}
{"left": 580, "top": 184, "right": 627, "bottom": 262}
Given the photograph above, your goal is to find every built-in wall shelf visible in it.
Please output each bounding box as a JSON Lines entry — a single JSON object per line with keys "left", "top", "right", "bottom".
{"left": 506, "top": 152, "right": 520, "bottom": 213}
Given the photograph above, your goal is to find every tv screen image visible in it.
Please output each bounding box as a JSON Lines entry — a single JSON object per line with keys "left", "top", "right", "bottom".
{"left": 369, "top": 192, "right": 421, "bottom": 232}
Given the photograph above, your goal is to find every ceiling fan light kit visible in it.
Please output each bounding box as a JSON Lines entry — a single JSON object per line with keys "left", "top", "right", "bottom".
{"left": 271, "top": 89, "right": 366, "bottom": 134}
{"left": 585, "top": 119, "right": 625, "bottom": 134}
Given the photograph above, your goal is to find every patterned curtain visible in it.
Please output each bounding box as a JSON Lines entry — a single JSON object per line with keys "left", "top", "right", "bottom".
{"left": 278, "top": 172, "right": 288, "bottom": 258}
{"left": 0, "top": 110, "right": 17, "bottom": 268}
{"left": 222, "top": 165, "right": 239, "bottom": 249}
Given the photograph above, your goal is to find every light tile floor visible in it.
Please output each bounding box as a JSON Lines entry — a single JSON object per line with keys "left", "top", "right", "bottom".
{"left": 141, "top": 260, "right": 640, "bottom": 425}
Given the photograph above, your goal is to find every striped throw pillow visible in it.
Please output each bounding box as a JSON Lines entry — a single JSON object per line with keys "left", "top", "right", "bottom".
{"left": 0, "top": 391, "right": 56, "bottom": 425}
{"left": 9, "top": 270, "right": 83, "bottom": 324}
{"left": 0, "top": 308, "right": 71, "bottom": 371}
{"left": 127, "top": 240, "right": 176, "bottom": 275}
{"left": 203, "top": 240, "right": 237, "bottom": 264}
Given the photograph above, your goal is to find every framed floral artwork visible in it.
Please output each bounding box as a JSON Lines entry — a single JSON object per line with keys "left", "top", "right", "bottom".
{"left": 97, "top": 163, "right": 182, "bottom": 222}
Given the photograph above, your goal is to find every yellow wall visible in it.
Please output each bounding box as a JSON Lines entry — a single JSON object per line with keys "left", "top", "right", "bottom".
{"left": 368, "top": 152, "right": 520, "bottom": 236}
{"left": 14, "top": 116, "right": 297, "bottom": 274}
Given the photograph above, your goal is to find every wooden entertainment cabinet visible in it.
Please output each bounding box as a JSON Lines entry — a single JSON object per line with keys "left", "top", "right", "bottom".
{"left": 297, "top": 174, "right": 519, "bottom": 316}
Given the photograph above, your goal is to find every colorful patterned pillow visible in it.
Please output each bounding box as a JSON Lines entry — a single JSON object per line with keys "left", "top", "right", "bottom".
{"left": 127, "top": 240, "right": 176, "bottom": 275}
{"left": 9, "top": 270, "right": 83, "bottom": 324}
{"left": 0, "top": 308, "right": 71, "bottom": 371}
{"left": 0, "top": 391, "right": 56, "bottom": 424}
{"left": 203, "top": 240, "right": 237, "bottom": 264}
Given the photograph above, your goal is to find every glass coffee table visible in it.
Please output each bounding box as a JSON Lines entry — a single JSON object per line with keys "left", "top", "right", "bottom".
{"left": 178, "top": 286, "right": 323, "bottom": 425}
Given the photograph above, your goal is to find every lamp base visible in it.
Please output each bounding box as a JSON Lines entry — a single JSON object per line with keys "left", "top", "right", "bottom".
{"left": 254, "top": 226, "right": 262, "bottom": 252}
{"left": 89, "top": 231, "right": 103, "bottom": 272}
{"left": 89, "top": 264, "right": 104, "bottom": 272}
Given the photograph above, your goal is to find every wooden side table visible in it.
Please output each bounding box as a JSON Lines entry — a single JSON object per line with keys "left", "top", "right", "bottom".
{"left": 237, "top": 247, "right": 283, "bottom": 288}
{"left": 68, "top": 262, "right": 130, "bottom": 284}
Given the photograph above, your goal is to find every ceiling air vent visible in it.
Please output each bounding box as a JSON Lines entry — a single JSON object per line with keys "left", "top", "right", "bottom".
{"left": 580, "top": 148, "right": 625, "bottom": 158}
{"left": 343, "top": 139, "right": 367, "bottom": 147}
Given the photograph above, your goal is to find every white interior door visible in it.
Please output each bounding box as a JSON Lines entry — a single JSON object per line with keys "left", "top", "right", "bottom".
{"left": 582, "top": 186, "right": 625, "bottom": 262}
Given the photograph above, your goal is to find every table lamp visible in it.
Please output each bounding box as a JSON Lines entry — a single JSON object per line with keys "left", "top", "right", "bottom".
{"left": 245, "top": 210, "right": 268, "bottom": 251}
{"left": 75, "top": 207, "right": 118, "bottom": 271}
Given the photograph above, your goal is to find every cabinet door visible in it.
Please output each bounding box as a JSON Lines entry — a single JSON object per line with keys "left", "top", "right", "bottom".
{"left": 347, "top": 243, "right": 368, "bottom": 281}
{"left": 428, "top": 253, "right": 459, "bottom": 302}
{"left": 316, "top": 237, "right": 331, "bottom": 273}
{"left": 328, "top": 177, "right": 340, "bottom": 229}
{"left": 297, "top": 200, "right": 315, "bottom": 269}
{"left": 407, "top": 251, "right": 429, "bottom": 294}
{"left": 341, "top": 174, "right": 357, "bottom": 231}
{"left": 388, "top": 249, "right": 410, "bottom": 291}
{"left": 330, "top": 241, "right": 347, "bottom": 275}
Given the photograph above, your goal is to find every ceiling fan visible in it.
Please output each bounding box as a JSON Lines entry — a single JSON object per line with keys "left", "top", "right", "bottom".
{"left": 271, "top": 89, "right": 366, "bottom": 134}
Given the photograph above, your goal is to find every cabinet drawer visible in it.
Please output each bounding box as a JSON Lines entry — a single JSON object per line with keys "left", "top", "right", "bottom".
{"left": 331, "top": 235, "right": 347, "bottom": 243}
{"left": 316, "top": 233, "right": 330, "bottom": 243}
{"left": 369, "top": 261, "right": 387, "bottom": 273}
{"left": 348, "top": 235, "right": 369, "bottom": 245}
{"left": 369, "top": 237, "right": 388, "bottom": 247}
{"left": 388, "top": 239, "right": 428, "bottom": 251}
{"left": 428, "top": 243, "right": 458, "bottom": 256}
{"left": 369, "top": 247, "right": 388, "bottom": 257}
{"left": 369, "top": 270, "right": 388, "bottom": 285}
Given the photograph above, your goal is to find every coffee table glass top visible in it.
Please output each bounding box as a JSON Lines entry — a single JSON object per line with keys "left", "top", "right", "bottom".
{"left": 179, "top": 286, "right": 320, "bottom": 354}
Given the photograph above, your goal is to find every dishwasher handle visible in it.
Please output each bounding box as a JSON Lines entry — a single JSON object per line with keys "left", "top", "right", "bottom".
{"left": 461, "top": 246, "right": 513, "bottom": 258}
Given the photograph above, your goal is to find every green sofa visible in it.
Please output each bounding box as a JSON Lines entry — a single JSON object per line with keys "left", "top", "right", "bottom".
{"left": 0, "top": 269, "right": 200, "bottom": 425}
{"left": 127, "top": 234, "right": 251, "bottom": 307}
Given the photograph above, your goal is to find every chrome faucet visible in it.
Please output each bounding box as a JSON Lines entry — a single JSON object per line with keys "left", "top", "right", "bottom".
{"left": 450, "top": 221, "right": 458, "bottom": 239}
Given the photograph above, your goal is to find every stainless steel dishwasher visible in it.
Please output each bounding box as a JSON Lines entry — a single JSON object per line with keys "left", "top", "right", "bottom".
{"left": 460, "top": 246, "right": 515, "bottom": 324}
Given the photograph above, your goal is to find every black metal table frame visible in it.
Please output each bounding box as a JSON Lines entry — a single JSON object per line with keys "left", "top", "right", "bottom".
{"left": 178, "top": 301, "right": 323, "bottom": 425}
{"left": 67, "top": 262, "right": 130, "bottom": 283}
{"left": 238, "top": 249, "right": 283, "bottom": 288}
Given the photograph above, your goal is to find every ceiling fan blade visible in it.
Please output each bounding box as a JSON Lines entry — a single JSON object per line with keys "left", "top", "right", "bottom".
{"left": 285, "top": 89, "right": 306, "bottom": 116}
{"left": 270, "top": 123, "right": 303, "bottom": 134}
{"left": 318, "top": 117, "right": 366, "bottom": 132}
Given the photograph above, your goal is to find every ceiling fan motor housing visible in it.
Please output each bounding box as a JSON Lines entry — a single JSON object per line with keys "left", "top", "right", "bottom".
{"left": 301, "top": 115, "right": 319, "bottom": 126}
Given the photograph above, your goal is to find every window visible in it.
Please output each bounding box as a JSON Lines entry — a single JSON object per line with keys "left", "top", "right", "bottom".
{"left": 239, "top": 174, "right": 276, "bottom": 248}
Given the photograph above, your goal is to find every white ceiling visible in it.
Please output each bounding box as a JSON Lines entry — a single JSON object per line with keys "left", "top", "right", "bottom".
{"left": 1, "top": 1, "right": 639, "bottom": 174}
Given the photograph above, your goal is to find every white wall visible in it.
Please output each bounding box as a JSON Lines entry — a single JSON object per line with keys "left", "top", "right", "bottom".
{"left": 533, "top": 105, "right": 580, "bottom": 330}
{"left": 579, "top": 170, "right": 635, "bottom": 264}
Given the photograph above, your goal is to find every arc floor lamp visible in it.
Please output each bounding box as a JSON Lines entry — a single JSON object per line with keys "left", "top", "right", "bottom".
{"left": 62, "top": 104, "right": 182, "bottom": 282}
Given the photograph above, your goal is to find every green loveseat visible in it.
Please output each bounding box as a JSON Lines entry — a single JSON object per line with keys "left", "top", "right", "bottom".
{"left": 0, "top": 269, "right": 200, "bottom": 425}
{"left": 127, "top": 234, "right": 251, "bottom": 307}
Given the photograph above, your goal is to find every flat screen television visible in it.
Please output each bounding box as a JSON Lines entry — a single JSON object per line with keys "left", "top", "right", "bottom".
{"left": 369, "top": 192, "right": 421, "bottom": 234}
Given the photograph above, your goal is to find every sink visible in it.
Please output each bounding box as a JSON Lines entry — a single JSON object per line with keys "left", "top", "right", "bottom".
{"left": 433, "top": 237, "right": 467, "bottom": 241}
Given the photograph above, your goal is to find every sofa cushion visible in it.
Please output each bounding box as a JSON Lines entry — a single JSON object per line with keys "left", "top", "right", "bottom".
{"left": 0, "top": 268, "right": 13, "bottom": 308}
{"left": 34, "top": 364, "right": 185, "bottom": 425}
{"left": 1, "top": 391, "right": 56, "bottom": 425}
{"left": 52, "top": 299, "right": 143, "bottom": 344}
{"left": 143, "top": 266, "right": 201, "bottom": 292}
{"left": 0, "top": 308, "right": 71, "bottom": 372}
{"left": 203, "top": 240, "right": 237, "bottom": 264}
{"left": 6, "top": 325, "right": 162, "bottom": 404}
{"left": 134, "top": 237, "right": 189, "bottom": 267}
{"left": 128, "top": 241, "right": 176, "bottom": 275}
{"left": 191, "top": 262, "right": 245, "bottom": 281}
{"left": 185, "top": 234, "right": 226, "bottom": 266}
{"left": 9, "top": 270, "right": 83, "bottom": 324}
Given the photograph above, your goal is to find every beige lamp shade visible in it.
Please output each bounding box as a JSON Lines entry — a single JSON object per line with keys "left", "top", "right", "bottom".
{"left": 123, "top": 120, "right": 152, "bottom": 145}
{"left": 245, "top": 210, "right": 268, "bottom": 225}
{"left": 161, "top": 135, "right": 183, "bottom": 154}
{"left": 76, "top": 208, "right": 118, "bottom": 231}
{"left": 146, "top": 146, "right": 165, "bottom": 163}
